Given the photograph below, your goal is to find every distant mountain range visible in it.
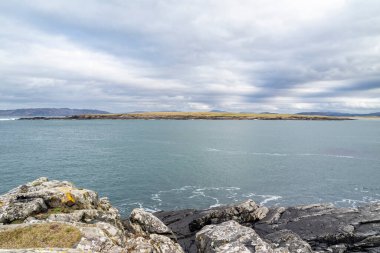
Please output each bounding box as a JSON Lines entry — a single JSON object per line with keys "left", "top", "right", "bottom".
{"left": 297, "top": 112, "right": 380, "bottom": 117}
{"left": 0, "top": 108, "right": 110, "bottom": 117}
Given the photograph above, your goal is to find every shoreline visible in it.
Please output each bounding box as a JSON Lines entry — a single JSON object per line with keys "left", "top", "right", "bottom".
{"left": 1, "top": 178, "right": 379, "bottom": 252}
{"left": 18, "top": 112, "right": 354, "bottom": 121}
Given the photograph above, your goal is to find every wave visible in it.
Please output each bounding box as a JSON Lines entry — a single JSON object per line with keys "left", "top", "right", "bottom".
{"left": 334, "top": 196, "right": 380, "bottom": 208}
{"left": 242, "top": 193, "right": 282, "bottom": 205}
{"left": 0, "top": 118, "right": 18, "bottom": 121}
{"left": 206, "top": 148, "right": 288, "bottom": 156}
{"left": 298, "top": 153, "right": 354, "bottom": 159}
{"left": 117, "top": 185, "right": 379, "bottom": 215}
{"left": 206, "top": 148, "right": 357, "bottom": 159}
{"left": 145, "top": 186, "right": 282, "bottom": 212}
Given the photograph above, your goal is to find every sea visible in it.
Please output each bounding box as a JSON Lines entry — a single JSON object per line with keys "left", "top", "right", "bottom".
{"left": 0, "top": 118, "right": 379, "bottom": 216}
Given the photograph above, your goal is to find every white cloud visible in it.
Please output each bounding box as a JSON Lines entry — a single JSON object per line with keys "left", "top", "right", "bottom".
{"left": 0, "top": 0, "right": 379, "bottom": 112}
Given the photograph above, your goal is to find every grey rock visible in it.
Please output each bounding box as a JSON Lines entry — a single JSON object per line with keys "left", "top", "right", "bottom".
{"left": 128, "top": 208, "right": 176, "bottom": 239}
{"left": 265, "top": 229, "right": 313, "bottom": 252}
{"left": 125, "top": 208, "right": 184, "bottom": 252}
{"left": 125, "top": 234, "right": 185, "bottom": 253}
{"left": 0, "top": 178, "right": 126, "bottom": 252}
{"left": 0, "top": 198, "right": 47, "bottom": 223}
{"left": 196, "top": 220, "right": 277, "bottom": 253}
{"left": 254, "top": 203, "right": 380, "bottom": 252}
{"left": 154, "top": 200, "right": 269, "bottom": 252}
{"left": 189, "top": 200, "right": 267, "bottom": 231}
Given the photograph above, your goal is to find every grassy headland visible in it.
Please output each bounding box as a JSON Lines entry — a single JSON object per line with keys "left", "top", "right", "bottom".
{"left": 20, "top": 111, "right": 352, "bottom": 120}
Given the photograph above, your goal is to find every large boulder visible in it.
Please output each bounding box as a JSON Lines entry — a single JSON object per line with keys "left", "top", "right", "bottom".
{"left": 127, "top": 208, "right": 176, "bottom": 239}
{"left": 196, "top": 221, "right": 313, "bottom": 253}
{"left": 189, "top": 200, "right": 268, "bottom": 231}
{"left": 0, "top": 177, "right": 99, "bottom": 224}
{"left": 125, "top": 208, "right": 184, "bottom": 253}
{"left": 196, "top": 220, "right": 278, "bottom": 253}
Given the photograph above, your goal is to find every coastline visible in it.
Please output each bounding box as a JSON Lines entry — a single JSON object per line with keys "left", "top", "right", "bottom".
{"left": 1, "top": 178, "right": 379, "bottom": 252}
{"left": 18, "top": 112, "right": 354, "bottom": 121}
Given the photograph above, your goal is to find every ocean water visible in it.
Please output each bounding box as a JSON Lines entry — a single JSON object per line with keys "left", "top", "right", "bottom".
{"left": 0, "top": 119, "right": 379, "bottom": 216}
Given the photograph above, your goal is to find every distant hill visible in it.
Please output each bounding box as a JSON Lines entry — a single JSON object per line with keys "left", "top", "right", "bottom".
{"left": 297, "top": 111, "right": 380, "bottom": 117}
{"left": 0, "top": 108, "right": 110, "bottom": 117}
{"left": 209, "top": 110, "right": 226, "bottom": 112}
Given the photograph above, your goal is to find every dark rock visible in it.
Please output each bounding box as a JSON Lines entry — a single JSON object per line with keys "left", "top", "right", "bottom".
{"left": 264, "top": 229, "right": 313, "bottom": 252}
{"left": 253, "top": 203, "right": 380, "bottom": 252}
{"left": 154, "top": 202, "right": 380, "bottom": 252}
{"left": 154, "top": 200, "right": 269, "bottom": 253}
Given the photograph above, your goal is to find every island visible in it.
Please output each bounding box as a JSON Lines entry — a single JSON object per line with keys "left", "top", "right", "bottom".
{"left": 0, "top": 108, "right": 109, "bottom": 117}
{"left": 0, "top": 178, "right": 379, "bottom": 252}
{"left": 19, "top": 112, "right": 353, "bottom": 120}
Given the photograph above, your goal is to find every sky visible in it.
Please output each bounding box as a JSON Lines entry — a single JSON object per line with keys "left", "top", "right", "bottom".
{"left": 0, "top": 0, "right": 380, "bottom": 113}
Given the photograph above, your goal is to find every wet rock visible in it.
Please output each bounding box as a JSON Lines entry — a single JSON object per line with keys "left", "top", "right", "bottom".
{"left": 253, "top": 203, "right": 380, "bottom": 252}
{"left": 154, "top": 200, "right": 269, "bottom": 252}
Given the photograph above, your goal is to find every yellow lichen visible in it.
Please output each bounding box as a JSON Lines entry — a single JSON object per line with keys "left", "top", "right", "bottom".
{"left": 0, "top": 201, "right": 3, "bottom": 207}
{"left": 61, "top": 192, "right": 75, "bottom": 207}
{"left": 56, "top": 187, "right": 76, "bottom": 207}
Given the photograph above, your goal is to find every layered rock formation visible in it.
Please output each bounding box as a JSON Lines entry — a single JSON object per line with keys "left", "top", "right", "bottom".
{"left": 0, "top": 178, "right": 379, "bottom": 253}
{"left": 0, "top": 178, "right": 181, "bottom": 252}
{"left": 156, "top": 202, "right": 380, "bottom": 253}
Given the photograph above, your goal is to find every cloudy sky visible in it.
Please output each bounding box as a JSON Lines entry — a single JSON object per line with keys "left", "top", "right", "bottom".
{"left": 0, "top": 0, "right": 380, "bottom": 113}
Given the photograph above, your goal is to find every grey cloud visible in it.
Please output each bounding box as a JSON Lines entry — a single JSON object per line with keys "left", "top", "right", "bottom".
{"left": 0, "top": 0, "right": 379, "bottom": 113}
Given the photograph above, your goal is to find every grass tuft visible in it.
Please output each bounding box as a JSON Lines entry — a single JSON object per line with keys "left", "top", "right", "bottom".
{"left": 0, "top": 223, "right": 82, "bottom": 249}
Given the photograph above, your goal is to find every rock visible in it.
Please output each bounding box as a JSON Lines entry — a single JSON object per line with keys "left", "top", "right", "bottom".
{"left": 154, "top": 200, "right": 269, "bottom": 252}
{"left": 196, "top": 220, "right": 276, "bottom": 253}
{"left": 76, "top": 225, "right": 125, "bottom": 252}
{"left": 0, "top": 177, "right": 99, "bottom": 224}
{"left": 127, "top": 208, "right": 176, "bottom": 239}
{"left": 125, "top": 208, "right": 184, "bottom": 252}
{"left": 253, "top": 203, "right": 380, "bottom": 252}
{"left": 3, "top": 178, "right": 380, "bottom": 253}
{"left": 264, "top": 229, "right": 313, "bottom": 252}
{"left": 125, "top": 234, "right": 185, "bottom": 253}
{"left": 148, "top": 234, "right": 185, "bottom": 253}
{"left": 0, "top": 178, "right": 126, "bottom": 252}
{"left": 189, "top": 199, "right": 268, "bottom": 231}
{"left": 0, "top": 198, "right": 47, "bottom": 223}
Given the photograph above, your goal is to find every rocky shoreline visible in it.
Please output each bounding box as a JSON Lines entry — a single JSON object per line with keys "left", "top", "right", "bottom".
{"left": 1, "top": 178, "right": 379, "bottom": 252}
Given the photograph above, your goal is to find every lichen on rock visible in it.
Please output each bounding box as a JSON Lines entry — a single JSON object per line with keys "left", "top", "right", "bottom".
{"left": 0, "top": 178, "right": 127, "bottom": 252}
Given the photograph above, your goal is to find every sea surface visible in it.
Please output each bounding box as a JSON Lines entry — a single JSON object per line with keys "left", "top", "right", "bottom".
{"left": 1, "top": 119, "right": 379, "bottom": 216}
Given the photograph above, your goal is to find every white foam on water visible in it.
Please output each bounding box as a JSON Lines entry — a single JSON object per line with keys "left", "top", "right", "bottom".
{"left": 151, "top": 193, "right": 162, "bottom": 204}
{"left": 206, "top": 148, "right": 222, "bottom": 152}
{"left": 298, "top": 153, "right": 355, "bottom": 159}
{"left": 251, "top": 152, "right": 288, "bottom": 156}
{"left": 334, "top": 195, "right": 380, "bottom": 208}
{"left": 0, "top": 118, "right": 18, "bottom": 121}
{"left": 242, "top": 192, "right": 282, "bottom": 205}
